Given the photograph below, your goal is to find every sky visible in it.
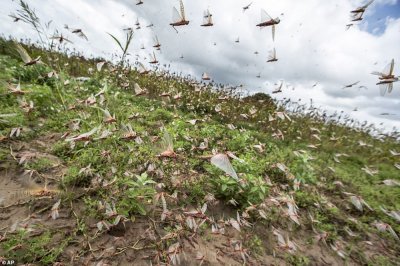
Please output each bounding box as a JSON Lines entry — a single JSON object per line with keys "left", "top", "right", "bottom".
{"left": 0, "top": 0, "right": 399, "bottom": 132}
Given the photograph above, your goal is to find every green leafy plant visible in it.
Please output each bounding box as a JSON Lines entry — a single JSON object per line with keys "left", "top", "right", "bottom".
{"left": 117, "top": 172, "right": 156, "bottom": 216}
{"left": 107, "top": 29, "right": 134, "bottom": 67}
{"left": 211, "top": 174, "right": 268, "bottom": 206}
{"left": 1, "top": 229, "right": 67, "bottom": 264}
{"left": 291, "top": 153, "right": 317, "bottom": 184}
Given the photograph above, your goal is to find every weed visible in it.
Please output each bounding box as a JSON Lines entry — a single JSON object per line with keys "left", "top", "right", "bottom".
{"left": 117, "top": 172, "right": 156, "bottom": 216}
{"left": 1, "top": 229, "right": 66, "bottom": 265}
{"left": 284, "top": 254, "right": 311, "bottom": 266}
{"left": 25, "top": 157, "right": 53, "bottom": 172}
{"left": 246, "top": 235, "right": 264, "bottom": 255}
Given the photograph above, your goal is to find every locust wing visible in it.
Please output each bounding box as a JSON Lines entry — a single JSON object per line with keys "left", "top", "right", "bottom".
{"left": 14, "top": 42, "right": 32, "bottom": 64}
{"left": 268, "top": 48, "right": 276, "bottom": 60}
{"left": 379, "top": 83, "right": 389, "bottom": 96}
{"left": 371, "top": 71, "right": 385, "bottom": 76}
{"left": 97, "top": 61, "right": 105, "bottom": 72}
{"left": 211, "top": 153, "right": 239, "bottom": 180}
{"left": 180, "top": 0, "right": 186, "bottom": 21}
{"left": 350, "top": 196, "right": 363, "bottom": 211}
{"left": 134, "top": 83, "right": 145, "bottom": 95}
{"left": 388, "top": 82, "right": 393, "bottom": 94}
{"left": 373, "top": 59, "right": 394, "bottom": 79}
{"left": 386, "top": 59, "right": 395, "bottom": 76}
{"left": 261, "top": 9, "right": 273, "bottom": 22}
{"left": 203, "top": 9, "right": 212, "bottom": 24}
{"left": 209, "top": 13, "right": 213, "bottom": 24}
{"left": 272, "top": 25, "right": 276, "bottom": 41}
{"left": 154, "top": 36, "right": 160, "bottom": 45}
{"left": 138, "top": 62, "right": 148, "bottom": 73}
{"left": 172, "top": 6, "right": 182, "bottom": 23}
{"left": 362, "top": 0, "right": 374, "bottom": 9}
{"left": 77, "top": 31, "right": 88, "bottom": 41}
{"left": 379, "top": 83, "right": 393, "bottom": 96}
{"left": 160, "top": 130, "right": 174, "bottom": 153}
{"left": 351, "top": 12, "right": 364, "bottom": 21}
{"left": 203, "top": 10, "right": 209, "bottom": 24}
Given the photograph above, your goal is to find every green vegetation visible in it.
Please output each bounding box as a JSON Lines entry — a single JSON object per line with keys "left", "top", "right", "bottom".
{"left": 1, "top": 229, "right": 71, "bottom": 264}
{"left": 0, "top": 37, "right": 399, "bottom": 265}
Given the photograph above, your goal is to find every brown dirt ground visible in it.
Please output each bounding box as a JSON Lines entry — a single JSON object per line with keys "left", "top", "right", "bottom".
{"left": 0, "top": 137, "right": 399, "bottom": 265}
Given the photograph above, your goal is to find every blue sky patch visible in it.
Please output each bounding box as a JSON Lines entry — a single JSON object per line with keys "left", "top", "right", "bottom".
{"left": 364, "top": 0, "right": 400, "bottom": 35}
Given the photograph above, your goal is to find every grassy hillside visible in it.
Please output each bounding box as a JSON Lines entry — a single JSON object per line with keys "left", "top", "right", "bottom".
{"left": 0, "top": 38, "right": 399, "bottom": 265}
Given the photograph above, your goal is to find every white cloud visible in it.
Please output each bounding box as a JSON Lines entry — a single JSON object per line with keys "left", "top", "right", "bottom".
{"left": 0, "top": 0, "right": 399, "bottom": 130}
